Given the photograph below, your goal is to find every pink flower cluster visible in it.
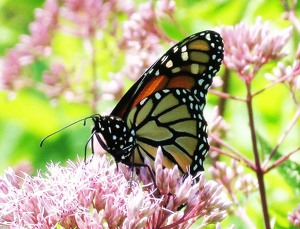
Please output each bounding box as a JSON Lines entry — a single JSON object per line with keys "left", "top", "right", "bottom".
{"left": 0, "top": 0, "right": 59, "bottom": 90}
{"left": 0, "top": 150, "right": 230, "bottom": 228}
{"left": 101, "top": 0, "right": 177, "bottom": 102}
{"left": 117, "top": 0, "right": 176, "bottom": 81}
{"left": 265, "top": 51, "right": 300, "bottom": 104}
{"left": 0, "top": 0, "right": 178, "bottom": 105}
{"left": 219, "top": 17, "right": 293, "bottom": 83}
{"left": 210, "top": 161, "right": 258, "bottom": 198}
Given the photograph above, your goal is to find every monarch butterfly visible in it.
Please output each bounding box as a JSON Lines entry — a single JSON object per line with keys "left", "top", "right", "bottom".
{"left": 89, "top": 30, "right": 224, "bottom": 177}
{"left": 41, "top": 30, "right": 224, "bottom": 178}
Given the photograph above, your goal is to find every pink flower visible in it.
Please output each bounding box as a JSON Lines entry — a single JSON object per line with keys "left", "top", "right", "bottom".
{"left": 18, "top": 0, "right": 58, "bottom": 56}
{"left": 265, "top": 53, "right": 300, "bottom": 103}
{"left": 156, "top": 0, "right": 176, "bottom": 18}
{"left": 219, "top": 17, "right": 292, "bottom": 83}
{"left": 39, "top": 62, "right": 69, "bottom": 98}
{"left": 208, "top": 107, "right": 229, "bottom": 142}
{"left": 0, "top": 49, "right": 23, "bottom": 89}
{"left": 0, "top": 150, "right": 230, "bottom": 228}
{"left": 209, "top": 160, "right": 258, "bottom": 197}
{"left": 288, "top": 205, "right": 300, "bottom": 227}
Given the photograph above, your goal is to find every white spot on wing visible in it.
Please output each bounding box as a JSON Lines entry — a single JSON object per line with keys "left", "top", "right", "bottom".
{"left": 198, "top": 79, "right": 204, "bottom": 86}
{"left": 140, "top": 98, "right": 147, "bottom": 105}
{"left": 181, "top": 52, "right": 188, "bottom": 61}
{"left": 155, "top": 92, "right": 161, "bottom": 100}
{"left": 166, "top": 60, "right": 173, "bottom": 68}
{"left": 205, "top": 33, "right": 211, "bottom": 41}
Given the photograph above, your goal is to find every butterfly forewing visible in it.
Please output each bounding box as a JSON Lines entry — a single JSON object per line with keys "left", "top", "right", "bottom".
{"left": 111, "top": 30, "right": 223, "bottom": 119}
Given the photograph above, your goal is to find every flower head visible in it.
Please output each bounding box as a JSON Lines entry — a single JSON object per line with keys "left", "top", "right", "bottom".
{"left": 0, "top": 150, "right": 230, "bottom": 228}
{"left": 219, "top": 17, "right": 292, "bottom": 83}
{"left": 209, "top": 160, "right": 258, "bottom": 197}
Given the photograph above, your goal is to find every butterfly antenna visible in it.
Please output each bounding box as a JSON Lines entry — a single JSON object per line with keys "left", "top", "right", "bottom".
{"left": 40, "top": 116, "right": 94, "bottom": 147}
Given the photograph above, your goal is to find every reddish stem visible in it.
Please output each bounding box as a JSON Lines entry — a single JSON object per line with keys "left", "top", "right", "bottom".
{"left": 209, "top": 135, "right": 256, "bottom": 170}
{"left": 265, "top": 147, "right": 300, "bottom": 173}
{"left": 245, "top": 82, "right": 270, "bottom": 229}
{"left": 262, "top": 106, "right": 300, "bottom": 169}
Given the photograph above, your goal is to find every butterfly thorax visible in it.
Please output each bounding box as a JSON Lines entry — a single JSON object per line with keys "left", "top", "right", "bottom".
{"left": 92, "top": 115, "right": 135, "bottom": 163}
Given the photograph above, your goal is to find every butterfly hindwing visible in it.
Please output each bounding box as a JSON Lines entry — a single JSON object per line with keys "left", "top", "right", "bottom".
{"left": 126, "top": 88, "right": 208, "bottom": 175}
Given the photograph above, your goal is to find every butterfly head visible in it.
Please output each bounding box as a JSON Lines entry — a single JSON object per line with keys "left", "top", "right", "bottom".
{"left": 91, "top": 115, "right": 135, "bottom": 163}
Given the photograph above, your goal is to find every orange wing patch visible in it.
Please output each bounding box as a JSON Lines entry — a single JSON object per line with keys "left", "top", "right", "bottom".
{"left": 131, "top": 75, "right": 169, "bottom": 109}
{"left": 167, "top": 75, "right": 195, "bottom": 89}
{"left": 130, "top": 74, "right": 197, "bottom": 110}
{"left": 189, "top": 39, "right": 210, "bottom": 51}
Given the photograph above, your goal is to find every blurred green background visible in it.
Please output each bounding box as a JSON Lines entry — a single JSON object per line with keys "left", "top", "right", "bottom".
{"left": 0, "top": 0, "right": 300, "bottom": 228}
